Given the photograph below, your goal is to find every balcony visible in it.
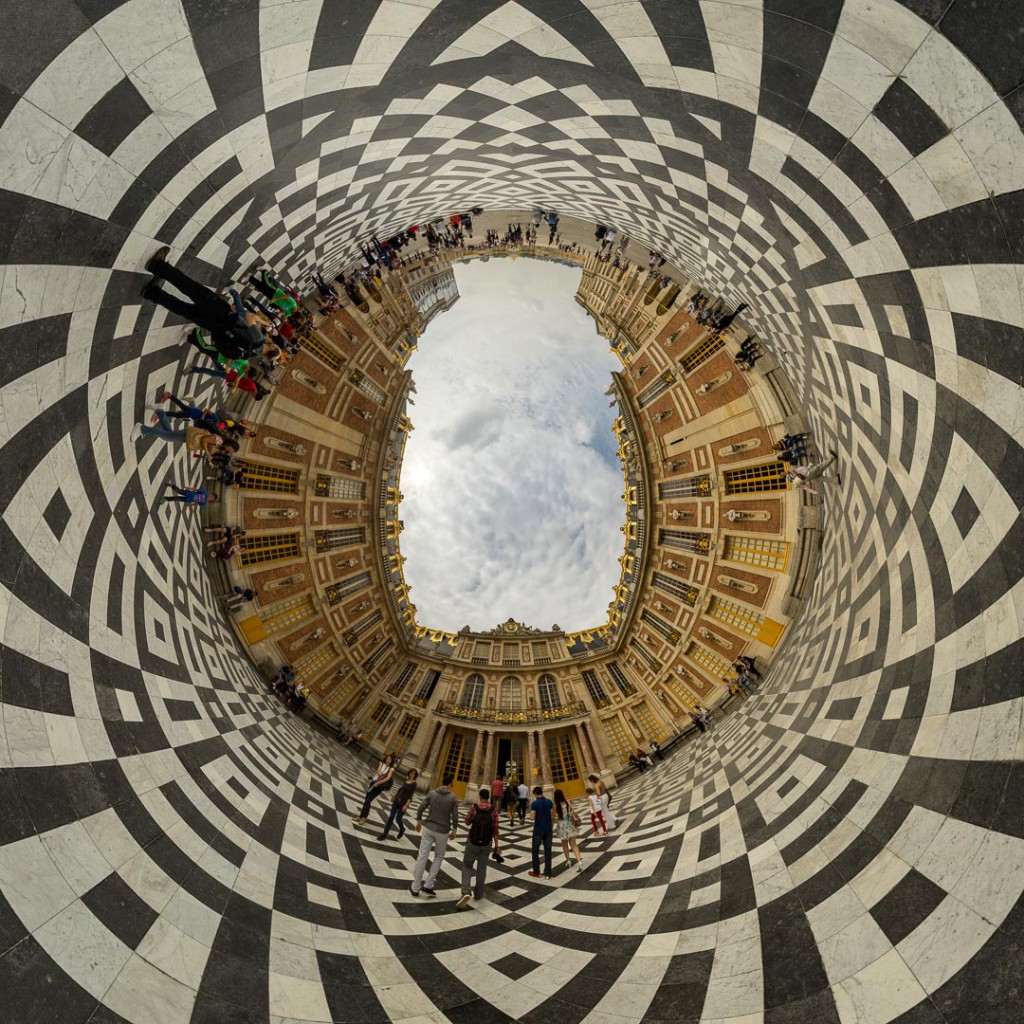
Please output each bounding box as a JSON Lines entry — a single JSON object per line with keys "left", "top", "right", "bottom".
{"left": 433, "top": 700, "right": 590, "bottom": 725}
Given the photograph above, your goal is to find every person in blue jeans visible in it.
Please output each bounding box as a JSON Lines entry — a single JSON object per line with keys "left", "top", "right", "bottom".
{"left": 528, "top": 786, "right": 553, "bottom": 879}
{"left": 160, "top": 485, "right": 212, "bottom": 506}
{"left": 378, "top": 768, "right": 418, "bottom": 840}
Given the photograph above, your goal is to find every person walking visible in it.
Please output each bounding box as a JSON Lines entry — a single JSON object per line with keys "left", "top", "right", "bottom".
{"left": 553, "top": 789, "right": 583, "bottom": 873}
{"left": 649, "top": 739, "right": 665, "bottom": 762}
{"left": 352, "top": 754, "right": 395, "bottom": 824}
{"left": 490, "top": 774, "right": 504, "bottom": 824}
{"left": 457, "top": 788, "right": 500, "bottom": 909}
{"left": 786, "top": 450, "right": 840, "bottom": 494}
{"left": 131, "top": 413, "right": 224, "bottom": 457}
{"left": 410, "top": 774, "right": 459, "bottom": 897}
{"left": 735, "top": 656, "right": 761, "bottom": 680}
{"left": 378, "top": 768, "right": 419, "bottom": 840}
{"left": 586, "top": 788, "right": 608, "bottom": 835}
{"left": 248, "top": 269, "right": 298, "bottom": 316}
{"left": 505, "top": 774, "right": 520, "bottom": 831}
{"left": 160, "top": 484, "right": 212, "bottom": 507}
{"left": 516, "top": 780, "right": 529, "bottom": 824}
{"left": 141, "top": 249, "right": 264, "bottom": 359}
{"left": 587, "top": 774, "right": 616, "bottom": 830}
{"left": 528, "top": 786, "right": 554, "bottom": 879}
{"left": 224, "top": 586, "right": 256, "bottom": 610}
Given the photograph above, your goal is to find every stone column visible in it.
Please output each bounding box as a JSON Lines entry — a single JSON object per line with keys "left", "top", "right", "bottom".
{"left": 538, "top": 729, "right": 552, "bottom": 791}
{"left": 482, "top": 730, "right": 495, "bottom": 784}
{"left": 584, "top": 720, "right": 608, "bottom": 772}
{"left": 421, "top": 722, "right": 444, "bottom": 782}
{"left": 526, "top": 731, "right": 538, "bottom": 787}
{"left": 575, "top": 723, "right": 595, "bottom": 776}
{"left": 467, "top": 728, "right": 485, "bottom": 791}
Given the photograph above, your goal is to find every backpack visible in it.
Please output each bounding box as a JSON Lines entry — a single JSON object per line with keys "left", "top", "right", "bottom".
{"left": 468, "top": 805, "right": 494, "bottom": 846}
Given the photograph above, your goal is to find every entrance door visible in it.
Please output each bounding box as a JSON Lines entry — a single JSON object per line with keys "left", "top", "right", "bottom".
{"left": 495, "top": 736, "right": 526, "bottom": 785}
{"left": 545, "top": 731, "right": 585, "bottom": 799}
{"left": 438, "top": 730, "right": 475, "bottom": 800}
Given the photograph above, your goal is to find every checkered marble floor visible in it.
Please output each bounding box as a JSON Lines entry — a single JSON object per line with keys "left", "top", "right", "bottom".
{"left": 1, "top": 1, "right": 1023, "bottom": 1022}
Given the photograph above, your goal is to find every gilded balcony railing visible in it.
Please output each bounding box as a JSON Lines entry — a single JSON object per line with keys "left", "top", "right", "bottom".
{"left": 433, "top": 700, "right": 590, "bottom": 724}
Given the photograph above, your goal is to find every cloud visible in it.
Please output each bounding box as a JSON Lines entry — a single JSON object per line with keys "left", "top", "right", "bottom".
{"left": 400, "top": 260, "right": 624, "bottom": 633}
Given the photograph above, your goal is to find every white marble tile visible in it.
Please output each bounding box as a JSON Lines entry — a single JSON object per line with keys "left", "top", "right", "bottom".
{"left": 92, "top": 0, "right": 193, "bottom": 75}
{"left": 898, "top": 895, "right": 995, "bottom": 992}
{"left": 0, "top": 835, "right": 78, "bottom": 931}
{"left": 102, "top": 952, "right": 199, "bottom": 1024}
{"left": 34, "top": 899, "right": 133, "bottom": 998}
{"left": 834, "top": 947, "right": 929, "bottom": 1024}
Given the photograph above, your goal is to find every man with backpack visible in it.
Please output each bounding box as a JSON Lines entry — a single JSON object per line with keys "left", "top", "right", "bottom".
{"left": 141, "top": 248, "right": 266, "bottom": 360}
{"left": 457, "top": 788, "right": 501, "bottom": 909}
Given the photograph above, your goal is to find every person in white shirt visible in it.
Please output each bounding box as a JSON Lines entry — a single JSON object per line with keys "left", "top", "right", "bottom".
{"left": 516, "top": 781, "right": 529, "bottom": 825}
{"left": 586, "top": 789, "right": 608, "bottom": 835}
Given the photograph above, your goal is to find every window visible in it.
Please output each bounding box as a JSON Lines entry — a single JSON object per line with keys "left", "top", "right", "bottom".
{"left": 387, "top": 662, "right": 418, "bottom": 698}
{"left": 722, "top": 536, "right": 789, "bottom": 572}
{"left": 300, "top": 332, "right": 343, "bottom": 371}
{"left": 633, "top": 702, "right": 663, "bottom": 743}
{"left": 366, "top": 700, "right": 390, "bottom": 740}
{"left": 500, "top": 676, "right": 522, "bottom": 710}
{"left": 658, "top": 475, "right": 712, "bottom": 499}
{"left": 239, "top": 532, "right": 301, "bottom": 567}
{"left": 320, "top": 677, "right": 356, "bottom": 715}
{"left": 362, "top": 639, "right": 393, "bottom": 671}
{"left": 393, "top": 715, "right": 420, "bottom": 755}
{"left": 349, "top": 369, "right": 387, "bottom": 404}
{"left": 687, "top": 643, "right": 733, "bottom": 680}
{"left": 343, "top": 610, "right": 383, "bottom": 643}
{"left": 314, "top": 528, "right": 366, "bottom": 551}
{"left": 461, "top": 674, "right": 484, "bottom": 709}
{"left": 413, "top": 669, "right": 441, "bottom": 707}
{"left": 581, "top": 670, "right": 610, "bottom": 709}
{"left": 659, "top": 529, "right": 711, "bottom": 553}
{"left": 532, "top": 641, "right": 549, "bottom": 664}
{"left": 681, "top": 334, "right": 724, "bottom": 372}
{"left": 546, "top": 733, "right": 581, "bottom": 785}
{"left": 640, "top": 609, "right": 679, "bottom": 642}
{"left": 294, "top": 645, "right": 333, "bottom": 682}
{"left": 603, "top": 715, "right": 632, "bottom": 764}
{"left": 708, "top": 596, "right": 766, "bottom": 636}
{"left": 259, "top": 595, "right": 315, "bottom": 635}
{"left": 325, "top": 572, "right": 372, "bottom": 605}
{"left": 315, "top": 474, "right": 365, "bottom": 501}
{"left": 537, "top": 674, "right": 560, "bottom": 710}
{"left": 651, "top": 572, "right": 699, "bottom": 604}
{"left": 636, "top": 371, "right": 675, "bottom": 408}
{"left": 472, "top": 641, "right": 491, "bottom": 665}
{"left": 629, "top": 639, "right": 660, "bottom": 670}
{"left": 723, "top": 462, "right": 789, "bottom": 494}
{"left": 606, "top": 662, "right": 637, "bottom": 697}
{"left": 441, "top": 732, "right": 474, "bottom": 783}
{"left": 237, "top": 461, "right": 300, "bottom": 494}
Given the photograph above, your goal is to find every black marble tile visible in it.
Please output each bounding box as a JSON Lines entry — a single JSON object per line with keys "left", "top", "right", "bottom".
{"left": 82, "top": 872, "right": 157, "bottom": 949}
{"left": 873, "top": 78, "right": 949, "bottom": 156}
{"left": 0, "top": 935, "right": 98, "bottom": 1023}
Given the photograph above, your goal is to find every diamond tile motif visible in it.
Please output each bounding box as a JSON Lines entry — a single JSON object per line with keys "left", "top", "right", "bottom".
{"left": 0, "top": 3, "right": 1021, "bottom": 1024}
{"left": 42, "top": 490, "right": 72, "bottom": 541}
{"left": 492, "top": 951, "right": 540, "bottom": 981}
{"left": 951, "top": 487, "right": 981, "bottom": 539}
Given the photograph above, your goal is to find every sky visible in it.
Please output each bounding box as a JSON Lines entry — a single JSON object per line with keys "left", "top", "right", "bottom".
{"left": 399, "top": 258, "right": 625, "bottom": 633}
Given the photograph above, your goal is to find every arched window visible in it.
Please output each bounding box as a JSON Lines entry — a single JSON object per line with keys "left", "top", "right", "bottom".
{"left": 538, "top": 674, "right": 560, "bottom": 710}
{"left": 461, "top": 674, "right": 484, "bottom": 709}
{"left": 500, "top": 676, "right": 522, "bottom": 710}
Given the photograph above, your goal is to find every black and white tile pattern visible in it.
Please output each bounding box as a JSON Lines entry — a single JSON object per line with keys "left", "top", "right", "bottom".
{"left": 1, "top": 2, "right": 1022, "bottom": 1021}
